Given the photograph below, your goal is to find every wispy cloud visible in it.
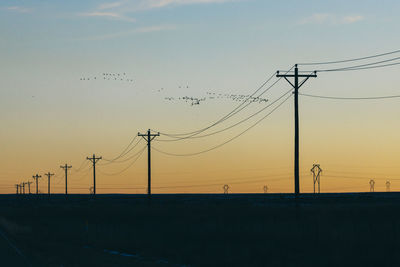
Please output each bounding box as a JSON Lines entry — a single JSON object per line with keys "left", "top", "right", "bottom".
{"left": 98, "top": 2, "right": 124, "bottom": 10}
{"left": 79, "top": 11, "right": 136, "bottom": 22}
{"left": 5, "top": 6, "right": 32, "bottom": 13}
{"left": 341, "top": 15, "right": 364, "bottom": 24}
{"left": 141, "top": 0, "right": 237, "bottom": 9}
{"left": 77, "top": 24, "right": 177, "bottom": 41}
{"left": 300, "top": 13, "right": 364, "bottom": 25}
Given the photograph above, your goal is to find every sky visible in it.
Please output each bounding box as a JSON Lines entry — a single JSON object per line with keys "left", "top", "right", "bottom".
{"left": 1, "top": 0, "right": 400, "bottom": 194}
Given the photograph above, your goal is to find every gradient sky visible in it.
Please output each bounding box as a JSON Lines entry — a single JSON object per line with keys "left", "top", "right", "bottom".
{"left": 1, "top": 0, "right": 400, "bottom": 194}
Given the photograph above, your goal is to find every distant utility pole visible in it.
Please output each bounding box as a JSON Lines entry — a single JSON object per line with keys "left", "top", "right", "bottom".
{"left": 27, "top": 181, "right": 32, "bottom": 194}
{"left": 310, "top": 164, "right": 322, "bottom": 194}
{"left": 32, "top": 174, "right": 42, "bottom": 194}
{"left": 44, "top": 172, "right": 55, "bottom": 195}
{"left": 223, "top": 184, "right": 230, "bottom": 194}
{"left": 263, "top": 185, "right": 268, "bottom": 193}
{"left": 87, "top": 154, "right": 102, "bottom": 196}
{"left": 370, "top": 179, "right": 375, "bottom": 192}
{"left": 60, "top": 164, "right": 72, "bottom": 195}
{"left": 22, "top": 183, "right": 26, "bottom": 194}
{"left": 277, "top": 65, "right": 317, "bottom": 196}
{"left": 386, "top": 180, "right": 391, "bottom": 192}
{"left": 15, "top": 184, "right": 19, "bottom": 195}
{"left": 138, "top": 129, "right": 159, "bottom": 197}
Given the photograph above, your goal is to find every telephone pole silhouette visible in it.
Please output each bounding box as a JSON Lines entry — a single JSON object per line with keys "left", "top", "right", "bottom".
{"left": 87, "top": 154, "right": 102, "bottom": 196}
{"left": 277, "top": 65, "right": 317, "bottom": 196}
{"left": 15, "top": 184, "right": 19, "bottom": 195}
{"left": 386, "top": 180, "right": 391, "bottom": 192}
{"left": 60, "top": 164, "right": 72, "bottom": 195}
{"left": 310, "top": 164, "right": 322, "bottom": 194}
{"left": 27, "top": 181, "right": 32, "bottom": 194}
{"left": 22, "top": 182, "right": 26, "bottom": 194}
{"left": 370, "top": 179, "right": 375, "bottom": 192}
{"left": 44, "top": 172, "right": 55, "bottom": 195}
{"left": 138, "top": 129, "right": 159, "bottom": 197}
{"left": 32, "top": 174, "right": 41, "bottom": 194}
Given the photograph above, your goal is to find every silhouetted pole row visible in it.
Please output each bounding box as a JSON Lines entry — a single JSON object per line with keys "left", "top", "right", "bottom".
{"left": 87, "top": 154, "right": 102, "bottom": 196}
{"left": 32, "top": 174, "right": 41, "bottom": 194}
{"left": 44, "top": 172, "right": 54, "bottom": 195}
{"left": 138, "top": 129, "right": 159, "bottom": 197}
{"left": 277, "top": 65, "right": 317, "bottom": 196}
{"left": 311, "top": 164, "right": 322, "bottom": 194}
{"left": 60, "top": 163, "right": 72, "bottom": 195}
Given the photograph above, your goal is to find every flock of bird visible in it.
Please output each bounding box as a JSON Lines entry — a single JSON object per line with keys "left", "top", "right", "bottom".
{"left": 163, "top": 92, "right": 268, "bottom": 106}
{"left": 79, "top": 72, "right": 134, "bottom": 83}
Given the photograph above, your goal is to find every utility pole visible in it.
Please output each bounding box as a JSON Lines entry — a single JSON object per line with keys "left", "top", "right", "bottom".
{"left": 310, "top": 164, "right": 322, "bottom": 194}
{"left": 60, "top": 164, "right": 72, "bottom": 195}
{"left": 15, "top": 184, "right": 19, "bottom": 195}
{"left": 32, "top": 174, "right": 42, "bottom": 194}
{"left": 22, "top": 183, "right": 26, "bottom": 194}
{"left": 277, "top": 65, "right": 317, "bottom": 196}
{"left": 138, "top": 129, "right": 160, "bottom": 197}
{"left": 87, "top": 154, "right": 102, "bottom": 196}
{"left": 370, "top": 179, "right": 375, "bottom": 192}
{"left": 44, "top": 172, "right": 55, "bottom": 195}
{"left": 27, "top": 181, "right": 32, "bottom": 194}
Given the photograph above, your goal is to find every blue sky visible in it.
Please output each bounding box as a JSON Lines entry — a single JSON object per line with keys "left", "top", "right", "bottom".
{"left": 1, "top": 0, "right": 400, "bottom": 193}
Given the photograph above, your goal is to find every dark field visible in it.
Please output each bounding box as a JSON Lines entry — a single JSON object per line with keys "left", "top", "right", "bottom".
{"left": 0, "top": 193, "right": 399, "bottom": 266}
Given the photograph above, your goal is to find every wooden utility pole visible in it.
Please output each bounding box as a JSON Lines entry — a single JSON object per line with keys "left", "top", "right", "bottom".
{"left": 138, "top": 129, "right": 159, "bottom": 197}
{"left": 277, "top": 65, "right": 317, "bottom": 196}
{"left": 60, "top": 164, "right": 72, "bottom": 195}
{"left": 87, "top": 155, "right": 102, "bottom": 196}
{"left": 32, "top": 174, "right": 42, "bottom": 194}
{"left": 44, "top": 172, "right": 55, "bottom": 195}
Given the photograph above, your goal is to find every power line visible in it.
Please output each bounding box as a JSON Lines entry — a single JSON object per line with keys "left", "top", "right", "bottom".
{"left": 100, "top": 144, "right": 146, "bottom": 165}
{"left": 316, "top": 56, "right": 400, "bottom": 72}
{"left": 102, "top": 136, "right": 141, "bottom": 162}
{"left": 299, "top": 93, "right": 400, "bottom": 100}
{"left": 98, "top": 147, "right": 146, "bottom": 176}
{"left": 153, "top": 93, "right": 292, "bottom": 157}
{"left": 298, "top": 49, "right": 400, "bottom": 65}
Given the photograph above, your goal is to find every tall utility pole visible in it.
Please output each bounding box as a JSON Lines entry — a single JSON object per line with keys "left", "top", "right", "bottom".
{"left": 22, "top": 183, "right": 26, "bottom": 194}
{"left": 87, "top": 154, "right": 102, "bottom": 196}
{"left": 32, "top": 174, "right": 42, "bottom": 194}
{"left": 27, "top": 181, "right": 32, "bottom": 194}
{"left": 138, "top": 129, "right": 160, "bottom": 197}
{"left": 60, "top": 164, "right": 72, "bottom": 195}
{"left": 277, "top": 65, "right": 317, "bottom": 196}
{"left": 44, "top": 172, "right": 55, "bottom": 195}
{"left": 15, "top": 184, "right": 19, "bottom": 195}
{"left": 311, "top": 164, "right": 322, "bottom": 194}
